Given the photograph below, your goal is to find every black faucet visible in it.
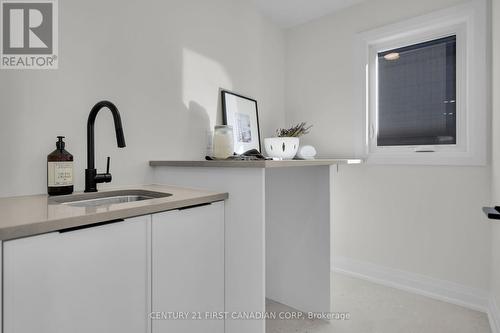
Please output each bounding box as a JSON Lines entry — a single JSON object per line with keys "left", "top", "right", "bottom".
{"left": 85, "top": 101, "right": 126, "bottom": 192}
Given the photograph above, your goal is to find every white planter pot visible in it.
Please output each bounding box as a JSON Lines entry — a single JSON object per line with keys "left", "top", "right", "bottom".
{"left": 264, "top": 137, "right": 300, "bottom": 160}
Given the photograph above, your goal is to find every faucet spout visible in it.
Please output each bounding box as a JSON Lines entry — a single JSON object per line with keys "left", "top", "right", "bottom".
{"left": 85, "top": 100, "right": 126, "bottom": 192}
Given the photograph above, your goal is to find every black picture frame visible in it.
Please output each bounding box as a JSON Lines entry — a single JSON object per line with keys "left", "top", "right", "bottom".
{"left": 221, "top": 90, "right": 262, "bottom": 153}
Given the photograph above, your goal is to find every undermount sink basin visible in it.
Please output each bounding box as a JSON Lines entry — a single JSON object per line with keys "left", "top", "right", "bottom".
{"left": 50, "top": 190, "right": 172, "bottom": 207}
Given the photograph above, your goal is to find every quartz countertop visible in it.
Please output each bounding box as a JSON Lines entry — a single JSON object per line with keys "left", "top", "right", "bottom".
{"left": 0, "top": 184, "right": 228, "bottom": 241}
{"left": 149, "top": 159, "right": 363, "bottom": 168}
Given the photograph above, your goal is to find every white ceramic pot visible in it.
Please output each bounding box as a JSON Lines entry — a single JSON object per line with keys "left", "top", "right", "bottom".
{"left": 264, "top": 137, "right": 300, "bottom": 160}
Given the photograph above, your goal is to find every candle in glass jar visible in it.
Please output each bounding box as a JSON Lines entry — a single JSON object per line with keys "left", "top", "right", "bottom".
{"left": 213, "top": 125, "right": 234, "bottom": 159}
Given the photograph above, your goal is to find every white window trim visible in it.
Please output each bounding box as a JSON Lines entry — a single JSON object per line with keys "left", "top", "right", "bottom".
{"left": 355, "top": 0, "right": 489, "bottom": 166}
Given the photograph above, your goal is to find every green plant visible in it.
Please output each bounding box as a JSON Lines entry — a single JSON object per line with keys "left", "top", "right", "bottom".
{"left": 275, "top": 122, "right": 312, "bottom": 138}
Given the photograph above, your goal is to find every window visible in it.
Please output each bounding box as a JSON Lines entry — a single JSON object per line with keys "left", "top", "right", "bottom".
{"left": 358, "top": 0, "right": 488, "bottom": 165}
{"left": 377, "top": 36, "right": 457, "bottom": 147}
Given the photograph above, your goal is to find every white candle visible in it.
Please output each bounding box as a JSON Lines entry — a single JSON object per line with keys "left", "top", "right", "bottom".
{"left": 213, "top": 125, "right": 234, "bottom": 159}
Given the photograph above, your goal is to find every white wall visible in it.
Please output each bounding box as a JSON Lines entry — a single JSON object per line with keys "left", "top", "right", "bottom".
{"left": 0, "top": 0, "right": 285, "bottom": 197}
{"left": 285, "top": 0, "right": 492, "bottom": 291}
{"left": 491, "top": 0, "right": 500, "bottom": 321}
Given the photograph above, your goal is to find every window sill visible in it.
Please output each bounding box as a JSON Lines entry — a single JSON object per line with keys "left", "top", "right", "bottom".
{"left": 366, "top": 151, "right": 487, "bottom": 166}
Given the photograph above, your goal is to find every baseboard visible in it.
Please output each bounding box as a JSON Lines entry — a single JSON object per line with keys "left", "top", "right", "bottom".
{"left": 333, "top": 256, "right": 490, "bottom": 313}
{"left": 489, "top": 297, "right": 500, "bottom": 333}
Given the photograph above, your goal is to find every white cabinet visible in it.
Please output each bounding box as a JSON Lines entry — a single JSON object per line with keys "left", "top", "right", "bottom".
{"left": 3, "top": 216, "right": 150, "bottom": 333}
{"left": 152, "top": 202, "right": 225, "bottom": 333}
{"left": 2, "top": 201, "right": 225, "bottom": 333}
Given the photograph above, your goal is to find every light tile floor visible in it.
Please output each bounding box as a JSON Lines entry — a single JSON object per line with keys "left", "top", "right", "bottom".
{"left": 266, "top": 273, "right": 491, "bottom": 333}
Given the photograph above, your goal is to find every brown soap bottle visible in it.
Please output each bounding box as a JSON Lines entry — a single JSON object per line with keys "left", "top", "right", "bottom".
{"left": 47, "top": 136, "right": 74, "bottom": 196}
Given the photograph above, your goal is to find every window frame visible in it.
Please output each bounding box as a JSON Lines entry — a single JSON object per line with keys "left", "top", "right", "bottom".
{"left": 356, "top": 0, "right": 488, "bottom": 165}
{"left": 369, "top": 25, "right": 466, "bottom": 154}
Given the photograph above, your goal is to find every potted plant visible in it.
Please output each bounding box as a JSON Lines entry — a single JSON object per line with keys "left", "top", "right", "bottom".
{"left": 264, "top": 122, "right": 312, "bottom": 160}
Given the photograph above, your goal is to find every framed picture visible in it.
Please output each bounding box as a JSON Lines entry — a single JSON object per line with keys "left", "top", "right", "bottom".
{"left": 221, "top": 90, "right": 261, "bottom": 154}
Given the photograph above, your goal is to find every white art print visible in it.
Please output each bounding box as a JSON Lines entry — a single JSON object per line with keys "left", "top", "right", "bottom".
{"left": 222, "top": 91, "right": 261, "bottom": 154}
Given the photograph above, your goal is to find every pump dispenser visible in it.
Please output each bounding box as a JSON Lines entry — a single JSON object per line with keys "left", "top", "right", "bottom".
{"left": 47, "top": 136, "right": 74, "bottom": 196}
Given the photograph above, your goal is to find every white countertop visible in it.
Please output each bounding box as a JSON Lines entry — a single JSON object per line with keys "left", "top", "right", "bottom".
{"left": 0, "top": 184, "right": 228, "bottom": 241}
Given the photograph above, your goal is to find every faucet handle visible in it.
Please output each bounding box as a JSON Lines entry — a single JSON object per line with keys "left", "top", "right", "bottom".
{"left": 92, "top": 157, "right": 112, "bottom": 186}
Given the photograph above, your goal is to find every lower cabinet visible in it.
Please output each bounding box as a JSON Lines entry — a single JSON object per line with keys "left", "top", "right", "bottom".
{"left": 152, "top": 201, "right": 225, "bottom": 333}
{"left": 3, "top": 215, "right": 150, "bottom": 333}
{"left": 2, "top": 201, "right": 225, "bottom": 333}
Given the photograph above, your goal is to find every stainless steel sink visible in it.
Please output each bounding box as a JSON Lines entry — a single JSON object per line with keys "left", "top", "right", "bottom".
{"left": 50, "top": 190, "right": 172, "bottom": 207}
{"left": 62, "top": 195, "right": 157, "bottom": 207}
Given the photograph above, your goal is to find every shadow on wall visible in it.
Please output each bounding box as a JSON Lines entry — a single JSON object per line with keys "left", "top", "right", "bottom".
{"left": 187, "top": 101, "right": 211, "bottom": 156}
{"left": 182, "top": 48, "right": 233, "bottom": 131}
{"left": 180, "top": 47, "right": 234, "bottom": 158}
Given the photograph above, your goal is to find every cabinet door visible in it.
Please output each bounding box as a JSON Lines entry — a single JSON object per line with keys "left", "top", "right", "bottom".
{"left": 152, "top": 202, "right": 224, "bottom": 333}
{"left": 3, "top": 216, "right": 150, "bottom": 333}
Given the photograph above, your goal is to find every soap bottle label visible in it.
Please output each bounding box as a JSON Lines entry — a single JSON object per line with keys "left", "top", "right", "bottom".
{"left": 48, "top": 162, "right": 73, "bottom": 187}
